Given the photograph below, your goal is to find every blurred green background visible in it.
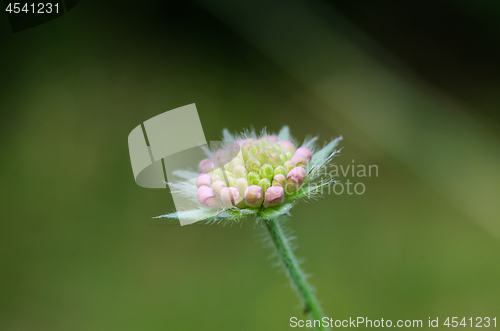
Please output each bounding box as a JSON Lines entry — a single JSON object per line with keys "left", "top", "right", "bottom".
{"left": 1, "top": 0, "right": 499, "bottom": 330}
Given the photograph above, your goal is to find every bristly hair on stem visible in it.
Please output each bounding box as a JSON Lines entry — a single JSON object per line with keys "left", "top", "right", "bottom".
{"left": 264, "top": 217, "right": 330, "bottom": 331}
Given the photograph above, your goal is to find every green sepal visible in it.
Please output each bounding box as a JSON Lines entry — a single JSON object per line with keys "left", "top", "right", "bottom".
{"left": 258, "top": 203, "right": 293, "bottom": 220}
{"left": 222, "top": 128, "right": 235, "bottom": 142}
{"left": 278, "top": 126, "right": 291, "bottom": 141}
{"left": 218, "top": 207, "right": 259, "bottom": 219}
{"left": 154, "top": 208, "right": 222, "bottom": 221}
{"left": 154, "top": 206, "right": 259, "bottom": 223}
{"left": 308, "top": 136, "right": 342, "bottom": 171}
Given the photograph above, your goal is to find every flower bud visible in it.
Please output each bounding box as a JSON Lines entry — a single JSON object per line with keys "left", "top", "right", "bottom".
{"left": 280, "top": 140, "right": 296, "bottom": 154}
{"left": 291, "top": 154, "right": 308, "bottom": 168}
{"left": 286, "top": 167, "right": 307, "bottom": 194}
{"left": 221, "top": 187, "right": 246, "bottom": 208}
{"left": 272, "top": 174, "right": 286, "bottom": 188}
{"left": 259, "top": 164, "right": 274, "bottom": 181}
{"left": 231, "top": 156, "right": 244, "bottom": 168}
{"left": 244, "top": 185, "right": 264, "bottom": 207}
{"left": 259, "top": 178, "right": 271, "bottom": 194}
{"left": 241, "top": 142, "right": 252, "bottom": 150}
{"left": 273, "top": 166, "right": 286, "bottom": 177}
{"left": 246, "top": 157, "right": 261, "bottom": 173}
{"left": 283, "top": 160, "right": 296, "bottom": 174}
{"left": 241, "top": 147, "right": 251, "bottom": 163}
{"left": 211, "top": 180, "right": 227, "bottom": 197}
{"left": 213, "top": 149, "right": 227, "bottom": 167}
{"left": 255, "top": 149, "right": 268, "bottom": 164}
{"left": 228, "top": 143, "right": 241, "bottom": 158}
{"left": 224, "top": 162, "right": 234, "bottom": 173}
{"left": 268, "top": 153, "right": 282, "bottom": 168}
{"left": 198, "top": 158, "right": 214, "bottom": 173}
{"left": 236, "top": 177, "right": 249, "bottom": 197}
{"left": 210, "top": 174, "right": 221, "bottom": 184}
{"left": 233, "top": 165, "right": 247, "bottom": 179}
{"left": 263, "top": 186, "right": 284, "bottom": 208}
{"left": 197, "top": 186, "right": 219, "bottom": 208}
{"left": 248, "top": 145, "right": 259, "bottom": 156}
{"left": 221, "top": 170, "right": 233, "bottom": 181}
{"left": 279, "top": 154, "right": 288, "bottom": 164}
{"left": 285, "top": 152, "right": 294, "bottom": 161}
{"left": 266, "top": 145, "right": 277, "bottom": 156}
{"left": 295, "top": 147, "right": 313, "bottom": 162}
{"left": 267, "top": 135, "right": 279, "bottom": 143}
{"left": 273, "top": 144, "right": 284, "bottom": 154}
{"left": 257, "top": 139, "right": 267, "bottom": 149}
{"left": 227, "top": 177, "right": 237, "bottom": 188}
{"left": 196, "top": 174, "right": 211, "bottom": 188}
{"left": 247, "top": 172, "right": 261, "bottom": 186}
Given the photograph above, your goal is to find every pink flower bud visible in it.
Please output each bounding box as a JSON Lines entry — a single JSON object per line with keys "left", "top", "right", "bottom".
{"left": 210, "top": 174, "right": 221, "bottom": 184}
{"left": 213, "top": 149, "right": 227, "bottom": 166}
{"left": 220, "top": 187, "right": 245, "bottom": 208}
{"left": 263, "top": 186, "right": 284, "bottom": 208}
{"left": 228, "top": 143, "right": 241, "bottom": 158}
{"left": 286, "top": 167, "right": 307, "bottom": 194}
{"left": 244, "top": 185, "right": 264, "bottom": 208}
{"left": 211, "top": 181, "right": 227, "bottom": 197}
{"left": 198, "top": 159, "right": 214, "bottom": 173}
{"left": 197, "top": 186, "right": 219, "bottom": 208}
{"left": 196, "top": 174, "right": 211, "bottom": 188}
{"left": 291, "top": 154, "right": 308, "bottom": 168}
{"left": 279, "top": 140, "right": 296, "bottom": 154}
{"left": 295, "top": 147, "right": 313, "bottom": 162}
{"left": 267, "top": 135, "right": 279, "bottom": 142}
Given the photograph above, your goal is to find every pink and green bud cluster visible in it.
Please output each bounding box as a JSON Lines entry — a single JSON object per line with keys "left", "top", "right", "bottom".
{"left": 196, "top": 136, "right": 313, "bottom": 209}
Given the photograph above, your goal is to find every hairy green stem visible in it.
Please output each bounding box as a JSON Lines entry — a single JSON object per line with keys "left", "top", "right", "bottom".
{"left": 265, "top": 219, "right": 329, "bottom": 330}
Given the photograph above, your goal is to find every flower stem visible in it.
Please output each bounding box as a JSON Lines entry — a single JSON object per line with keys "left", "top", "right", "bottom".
{"left": 265, "top": 219, "right": 329, "bottom": 330}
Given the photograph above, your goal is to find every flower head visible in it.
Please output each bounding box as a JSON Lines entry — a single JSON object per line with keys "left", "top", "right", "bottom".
{"left": 159, "top": 126, "right": 342, "bottom": 224}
